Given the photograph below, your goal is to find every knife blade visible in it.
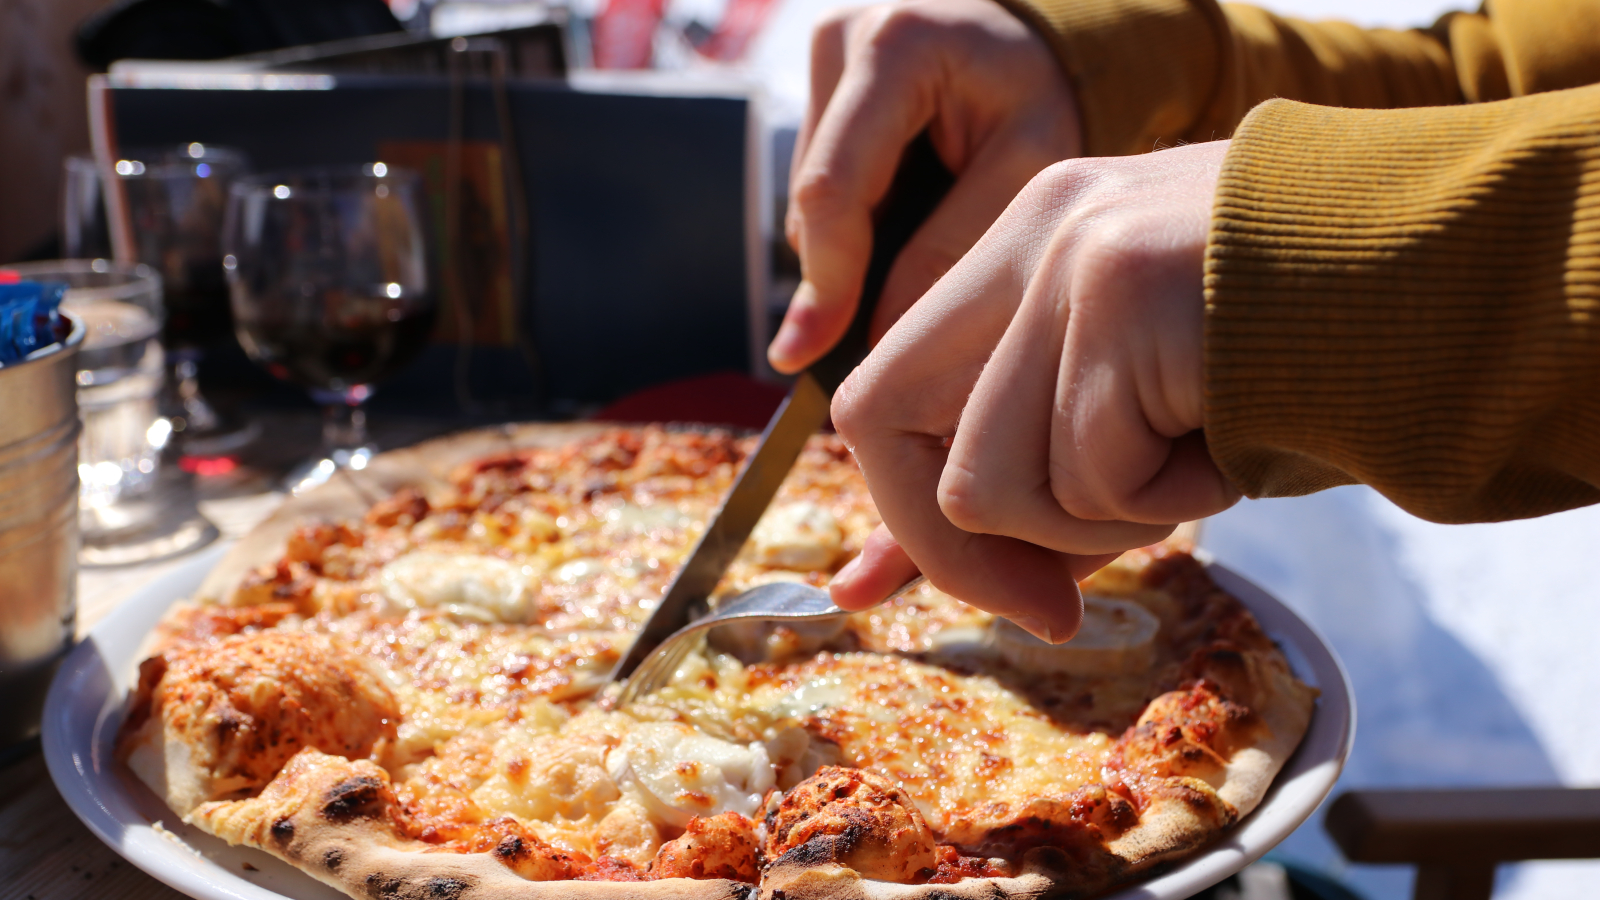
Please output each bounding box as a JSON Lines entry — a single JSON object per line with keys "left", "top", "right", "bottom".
{"left": 609, "top": 132, "right": 954, "bottom": 681}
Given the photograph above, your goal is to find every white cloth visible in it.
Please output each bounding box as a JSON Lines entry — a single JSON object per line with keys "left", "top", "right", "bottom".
{"left": 1208, "top": 489, "right": 1600, "bottom": 899}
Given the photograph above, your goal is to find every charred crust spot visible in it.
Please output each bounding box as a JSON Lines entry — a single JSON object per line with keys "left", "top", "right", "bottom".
{"left": 1106, "top": 796, "right": 1138, "bottom": 831}
{"left": 270, "top": 818, "right": 294, "bottom": 843}
{"left": 832, "top": 819, "right": 868, "bottom": 854}
{"left": 1177, "top": 787, "right": 1214, "bottom": 813}
{"left": 775, "top": 834, "right": 847, "bottom": 868}
{"left": 366, "top": 488, "right": 431, "bottom": 527}
{"left": 322, "top": 776, "right": 385, "bottom": 821}
{"left": 365, "top": 874, "right": 402, "bottom": 899}
{"left": 426, "top": 877, "right": 469, "bottom": 900}
{"left": 492, "top": 835, "right": 525, "bottom": 862}
{"left": 323, "top": 848, "right": 345, "bottom": 870}
{"left": 121, "top": 655, "right": 168, "bottom": 735}
{"left": 777, "top": 837, "right": 829, "bottom": 867}
{"left": 1203, "top": 647, "right": 1246, "bottom": 666}
{"left": 217, "top": 709, "right": 248, "bottom": 737}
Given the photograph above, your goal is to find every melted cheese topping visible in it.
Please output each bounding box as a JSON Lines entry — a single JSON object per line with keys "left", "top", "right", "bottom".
{"left": 379, "top": 551, "right": 539, "bottom": 623}
{"left": 671, "top": 653, "right": 1125, "bottom": 846}
{"left": 608, "top": 721, "right": 773, "bottom": 826}
{"left": 751, "top": 502, "right": 842, "bottom": 570}
{"left": 298, "top": 611, "right": 628, "bottom": 763}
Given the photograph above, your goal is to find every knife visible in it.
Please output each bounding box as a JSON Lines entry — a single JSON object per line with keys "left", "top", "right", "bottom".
{"left": 609, "top": 132, "right": 954, "bottom": 681}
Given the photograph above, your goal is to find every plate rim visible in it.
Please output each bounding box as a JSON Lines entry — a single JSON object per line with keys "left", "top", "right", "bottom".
{"left": 43, "top": 547, "right": 1354, "bottom": 900}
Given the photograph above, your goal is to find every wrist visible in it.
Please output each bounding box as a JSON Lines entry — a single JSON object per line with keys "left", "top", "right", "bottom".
{"left": 988, "top": 0, "right": 1227, "bottom": 157}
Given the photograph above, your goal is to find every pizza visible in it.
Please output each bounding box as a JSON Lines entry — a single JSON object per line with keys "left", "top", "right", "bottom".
{"left": 116, "top": 424, "right": 1316, "bottom": 900}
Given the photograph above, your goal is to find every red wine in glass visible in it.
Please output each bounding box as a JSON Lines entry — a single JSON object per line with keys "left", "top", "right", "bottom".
{"left": 235, "top": 296, "right": 436, "bottom": 391}
{"left": 162, "top": 265, "right": 235, "bottom": 350}
{"left": 223, "top": 164, "right": 437, "bottom": 493}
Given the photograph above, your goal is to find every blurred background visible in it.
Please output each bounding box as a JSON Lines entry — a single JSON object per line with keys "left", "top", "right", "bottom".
{"left": 3, "top": 2, "right": 1597, "bottom": 900}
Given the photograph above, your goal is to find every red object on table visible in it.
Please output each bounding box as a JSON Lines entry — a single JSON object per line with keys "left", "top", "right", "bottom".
{"left": 592, "top": 0, "right": 666, "bottom": 69}
{"left": 696, "top": 0, "right": 782, "bottom": 62}
{"left": 595, "top": 371, "right": 789, "bottom": 431}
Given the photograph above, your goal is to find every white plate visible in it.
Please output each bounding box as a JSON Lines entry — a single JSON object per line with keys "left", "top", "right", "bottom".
{"left": 43, "top": 546, "right": 1353, "bottom": 900}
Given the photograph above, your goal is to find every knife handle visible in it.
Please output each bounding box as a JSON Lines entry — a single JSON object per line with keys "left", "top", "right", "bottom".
{"left": 807, "top": 131, "right": 955, "bottom": 396}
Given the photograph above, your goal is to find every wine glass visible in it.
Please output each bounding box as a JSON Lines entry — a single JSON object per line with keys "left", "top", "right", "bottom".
{"left": 222, "top": 164, "right": 437, "bottom": 494}
{"left": 64, "top": 144, "right": 258, "bottom": 457}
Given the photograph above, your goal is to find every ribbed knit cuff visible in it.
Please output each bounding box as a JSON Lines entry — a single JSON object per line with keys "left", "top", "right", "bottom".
{"left": 1203, "top": 89, "right": 1600, "bottom": 522}
{"left": 993, "top": 0, "right": 1229, "bottom": 157}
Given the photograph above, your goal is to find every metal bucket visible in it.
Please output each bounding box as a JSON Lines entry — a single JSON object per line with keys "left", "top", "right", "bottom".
{"left": 0, "top": 315, "right": 85, "bottom": 748}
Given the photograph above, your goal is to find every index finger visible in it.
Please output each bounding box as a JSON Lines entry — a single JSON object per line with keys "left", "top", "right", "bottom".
{"left": 770, "top": 15, "right": 942, "bottom": 373}
{"left": 831, "top": 220, "right": 1113, "bottom": 638}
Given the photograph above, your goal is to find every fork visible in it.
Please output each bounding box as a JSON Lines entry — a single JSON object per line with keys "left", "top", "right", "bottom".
{"left": 614, "top": 576, "right": 927, "bottom": 708}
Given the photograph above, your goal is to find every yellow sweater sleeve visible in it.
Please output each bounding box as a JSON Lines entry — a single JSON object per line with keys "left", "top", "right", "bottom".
{"left": 996, "top": 0, "right": 1600, "bottom": 157}
{"left": 1203, "top": 86, "right": 1600, "bottom": 522}
{"left": 990, "top": 0, "right": 1600, "bottom": 520}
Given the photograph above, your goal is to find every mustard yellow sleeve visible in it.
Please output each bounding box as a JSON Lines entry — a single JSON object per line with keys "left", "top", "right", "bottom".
{"left": 994, "top": 0, "right": 1600, "bottom": 157}
{"left": 1202, "top": 85, "right": 1600, "bottom": 523}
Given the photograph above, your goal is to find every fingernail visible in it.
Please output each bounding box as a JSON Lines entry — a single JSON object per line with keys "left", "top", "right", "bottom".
{"left": 1010, "top": 615, "right": 1054, "bottom": 643}
{"left": 767, "top": 282, "right": 817, "bottom": 368}
{"left": 768, "top": 320, "right": 801, "bottom": 368}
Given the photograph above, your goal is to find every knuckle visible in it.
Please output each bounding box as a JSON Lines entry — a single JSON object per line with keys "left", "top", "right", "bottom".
{"left": 936, "top": 464, "right": 1001, "bottom": 534}
{"left": 1024, "top": 157, "right": 1140, "bottom": 221}
{"left": 1013, "top": 164, "right": 1064, "bottom": 211}
{"left": 861, "top": 3, "right": 935, "bottom": 53}
{"left": 784, "top": 210, "right": 802, "bottom": 252}
{"left": 1047, "top": 458, "right": 1118, "bottom": 523}
{"left": 1072, "top": 220, "right": 1162, "bottom": 297}
{"left": 1010, "top": 159, "right": 1103, "bottom": 228}
{"left": 829, "top": 373, "right": 874, "bottom": 444}
{"left": 813, "top": 6, "right": 856, "bottom": 40}
{"left": 791, "top": 168, "right": 852, "bottom": 219}
{"left": 1032, "top": 157, "right": 1099, "bottom": 194}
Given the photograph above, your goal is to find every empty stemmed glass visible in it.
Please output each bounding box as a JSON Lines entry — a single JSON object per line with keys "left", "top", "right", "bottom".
{"left": 64, "top": 144, "right": 257, "bottom": 456}
{"left": 222, "top": 164, "right": 437, "bottom": 494}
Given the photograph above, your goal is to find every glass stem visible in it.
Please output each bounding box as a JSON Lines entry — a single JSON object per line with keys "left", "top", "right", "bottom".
{"left": 322, "top": 400, "right": 368, "bottom": 453}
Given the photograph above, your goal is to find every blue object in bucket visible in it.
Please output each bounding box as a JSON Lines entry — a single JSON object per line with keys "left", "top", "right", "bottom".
{"left": 0, "top": 280, "right": 67, "bottom": 365}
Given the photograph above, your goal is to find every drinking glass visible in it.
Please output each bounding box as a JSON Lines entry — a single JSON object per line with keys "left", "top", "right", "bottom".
{"left": 3, "top": 260, "right": 218, "bottom": 565}
{"left": 63, "top": 144, "right": 258, "bottom": 457}
{"left": 222, "top": 165, "right": 436, "bottom": 494}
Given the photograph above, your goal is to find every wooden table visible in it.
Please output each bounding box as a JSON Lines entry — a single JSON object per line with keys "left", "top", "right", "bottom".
{"left": 0, "top": 751, "right": 181, "bottom": 900}
{"left": 2, "top": 554, "right": 240, "bottom": 900}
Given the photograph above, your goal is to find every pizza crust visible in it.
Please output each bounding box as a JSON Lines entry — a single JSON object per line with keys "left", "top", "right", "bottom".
{"left": 1215, "top": 657, "right": 1316, "bottom": 819}
{"left": 761, "top": 863, "right": 1056, "bottom": 900}
{"left": 188, "top": 750, "right": 747, "bottom": 900}
{"left": 120, "top": 630, "right": 401, "bottom": 817}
